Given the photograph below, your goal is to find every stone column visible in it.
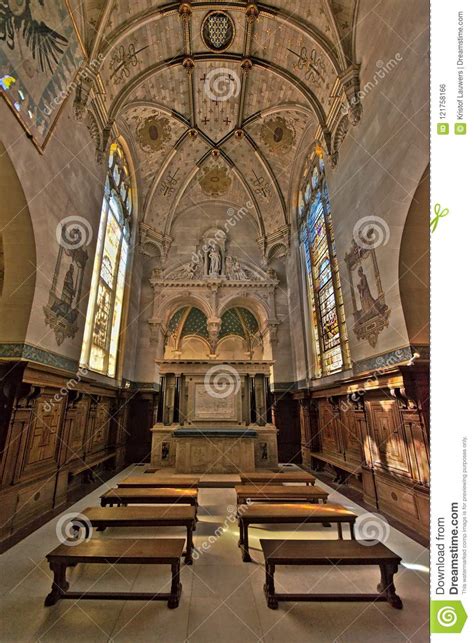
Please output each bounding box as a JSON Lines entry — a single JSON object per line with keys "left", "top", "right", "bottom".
{"left": 163, "top": 374, "right": 177, "bottom": 426}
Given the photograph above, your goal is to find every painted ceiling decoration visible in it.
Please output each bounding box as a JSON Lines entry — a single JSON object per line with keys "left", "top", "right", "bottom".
{"left": 260, "top": 115, "right": 296, "bottom": 155}
{"left": 136, "top": 115, "right": 172, "bottom": 152}
{"left": 198, "top": 162, "right": 233, "bottom": 197}
{"left": 68, "top": 0, "right": 362, "bottom": 255}
{"left": 201, "top": 11, "right": 235, "bottom": 51}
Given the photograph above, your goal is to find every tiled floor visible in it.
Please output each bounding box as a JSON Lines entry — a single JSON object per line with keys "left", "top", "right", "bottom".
{"left": 0, "top": 466, "right": 429, "bottom": 642}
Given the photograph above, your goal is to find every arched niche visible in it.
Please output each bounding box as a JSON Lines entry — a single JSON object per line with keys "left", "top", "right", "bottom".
{"left": 398, "top": 165, "right": 429, "bottom": 346}
{"left": 0, "top": 141, "right": 36, "bottom": 344}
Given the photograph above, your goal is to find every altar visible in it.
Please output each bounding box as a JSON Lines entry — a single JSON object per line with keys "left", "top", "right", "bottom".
{"left": 150, "top": 360, "right": 278, "bottom": 473}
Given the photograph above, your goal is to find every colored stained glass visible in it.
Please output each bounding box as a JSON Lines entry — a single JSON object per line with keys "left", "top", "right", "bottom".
{"left": 80, "top": 142, "right": 133, "bottom": 377}
{"left": 298, "top": 156, "right": 348, "bottom": 376}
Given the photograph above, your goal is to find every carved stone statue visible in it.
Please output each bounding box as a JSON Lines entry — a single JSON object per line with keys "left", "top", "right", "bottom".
{"left": 225, "top": 255, "right": 234, "bottom": 279}
{"left": 209, "top": 247, "right": 221, "bottom": 275}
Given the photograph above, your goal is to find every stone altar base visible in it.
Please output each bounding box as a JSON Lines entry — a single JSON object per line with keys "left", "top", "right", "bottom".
{"left": 151, "top": 425, "right": 278, "bottom": 473}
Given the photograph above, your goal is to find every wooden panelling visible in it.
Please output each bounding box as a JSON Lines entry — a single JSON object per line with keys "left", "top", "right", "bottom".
{"left": 0, "top": 361, "right": 129, "bottom": 551}
{"left": 365, "top": 400, "right": 412, "bottom": 477}
{"left": 296, "top": 363, "right": 430, "bottom": 541}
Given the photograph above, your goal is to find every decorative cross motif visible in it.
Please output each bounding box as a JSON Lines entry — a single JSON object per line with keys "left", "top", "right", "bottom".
{"left": 200, "top": 74, "right": 207, "bottom": 82}
{"left": 251, "top": 169, "right": 271, "bottom": 199}
{"left": 223, "top": 117, "right": 232, "bottom": 126}
{"left": 202, "top": 116, "right": 209, "bottom": 125}
{"left": 160, "top": 168, "right": 180, "bottom": 197}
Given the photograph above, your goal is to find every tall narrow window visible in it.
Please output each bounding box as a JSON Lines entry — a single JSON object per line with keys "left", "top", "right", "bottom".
{"left": 298, "top": 153, "right": 350, "bottom": 377}
{"left": 80, "top": 142, "right": 133, "bottom": 377}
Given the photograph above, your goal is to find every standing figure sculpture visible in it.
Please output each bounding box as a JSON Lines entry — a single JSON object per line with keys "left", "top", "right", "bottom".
{"left": 209, "top": 247, "right": 221, "bottom": 276}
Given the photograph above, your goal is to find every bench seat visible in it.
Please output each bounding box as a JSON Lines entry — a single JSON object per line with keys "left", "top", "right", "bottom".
{"left": 239, "top": 472, "right": 316, "bottom": 485}
{"left": 75, "top": 506, "right": 196, "bottom": 564}
{"left": 100, "top": 487, "right": 199, "bottom": 512}
{"left": 45, "top": 538, "right": 185, "bottom": 608}
{"left": 260, "top": 539, "right": 403, "bottom": 609}
{"left": 117, "top": 476, "right": 200, "bottom": 489}
{"left": 238, "top": 502, "right": 358, "bottom": 562}
{"left": 235, "top": 484, "right": 328, "bottom": 505}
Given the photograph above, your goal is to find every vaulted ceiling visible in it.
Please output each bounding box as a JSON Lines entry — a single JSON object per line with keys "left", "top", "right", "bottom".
{"left": 72, "top": 1, "right": 362, "bottom": 252}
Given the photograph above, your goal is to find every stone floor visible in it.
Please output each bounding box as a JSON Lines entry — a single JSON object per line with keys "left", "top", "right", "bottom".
{"left": 0, "top": 465, "right": 429, "bottom": 642}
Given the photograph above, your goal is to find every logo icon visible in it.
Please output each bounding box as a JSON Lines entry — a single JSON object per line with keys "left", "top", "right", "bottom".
{"left": 437, "top": 123, "right": 449, "bottom": 135}
{"left": 430, "top": 601, "right": 467, "bottom": 634}
{"left": 455, "top": 122, "right": 467, "bottom": 135}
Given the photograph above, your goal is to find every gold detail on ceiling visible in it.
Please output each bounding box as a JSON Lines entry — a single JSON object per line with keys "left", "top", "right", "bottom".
{"left": 198, "top": 164, "right": 232, "bottom": 197}
{"left": 136, "top": 116, "right": 172, "bottom": 152}
{"left": 201, "top": 11, "right": 235, "bottom": 52}
{"left": 260, "top": 116, "right": 296, "bottom": 154}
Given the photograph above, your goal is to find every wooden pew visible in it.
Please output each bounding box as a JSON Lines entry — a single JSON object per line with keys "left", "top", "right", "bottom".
{"left": 74, "top": 506, "right": 196, "bottom": 564}
{"left": 100, "top": 488, "right": 199, "bottom": 515}
{"left": 238, "top": 503, "right": 357, "bottom": 562}
{"left": 260, "top": 539, "right": 403, "bottom": 609}
{"left": 235, "top": 484, "right": 328, "bottom": 505}
{"left": 45, "top": 538, "right": 184, "bottom": 608}
{"left": 117, "top": 476, "right": 200, "bottom": 489}
{"left": 239, "top": 472, "right": 317, "bottom": 486}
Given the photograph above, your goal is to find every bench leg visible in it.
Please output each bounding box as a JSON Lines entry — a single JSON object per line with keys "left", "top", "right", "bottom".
{"left": 185, "top": 525, "right": 193, "bottom": 565}
{"left": 378, "top": 563, "right": 403, "bottom": 609}
{"left": 168, "top": 562, "right": 182, "bottom": 609}
{"left": 45, "top": 562, "right": 69, "bottom": 606}
{"left": 240, "top": 521, "right": 251, "bottom": 562}
{"left": 337, "top": 523, "right": 343, "bottom": 539}
{"left": 264, "top": 563, "right": 278, "bottom": 609}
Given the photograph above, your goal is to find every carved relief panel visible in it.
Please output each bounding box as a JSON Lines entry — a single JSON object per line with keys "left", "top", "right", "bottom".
{"left": 318, "top": 400, "right": 343, "bottom": 458}
{"left": 22, "top": 396, "right": 63, "bottom": 478}
{"left": 365, "top": 400, "right": 411, "bottom": 477}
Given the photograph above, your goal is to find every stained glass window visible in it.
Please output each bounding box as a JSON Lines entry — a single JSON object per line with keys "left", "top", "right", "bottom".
{"left": 298, "top": 153, "right": 350, "bottom": 377}
{"left": 80, "top": 142, "right": 133, "bottom": 378}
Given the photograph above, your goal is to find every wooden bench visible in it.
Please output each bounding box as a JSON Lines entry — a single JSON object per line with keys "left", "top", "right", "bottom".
{"left": 74, "top": 506, "right": 196, "bottom": 564}
{"left": 310, "top": 451, "right": 359, "bottom": 484}
{"left": 45, "top": 538, "right": 184, "bottom": 608}
{"left": 235, "top": 484, "right": 328, "bottom": 505}
{"left": 260, "top": 539, "right": 403, "bottom": 610}
{"left": 238, "top": 503, "right": 357, "bottom": 562}
{"left": 100, "top": 488, "right": 199, "bottom": 514}
{"left": 117, "top": 476, "right": 200, "bottom": 489}
{"left": 68, "top": 452, "right": 116, "bottom": 482}
{"left": 240, "top": 472, "right": 316, "bottom": 486}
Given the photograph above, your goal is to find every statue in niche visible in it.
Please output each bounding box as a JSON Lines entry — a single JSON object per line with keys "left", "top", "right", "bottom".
{"left": 209, "top": 246, "right": 221, "bottom": 276}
